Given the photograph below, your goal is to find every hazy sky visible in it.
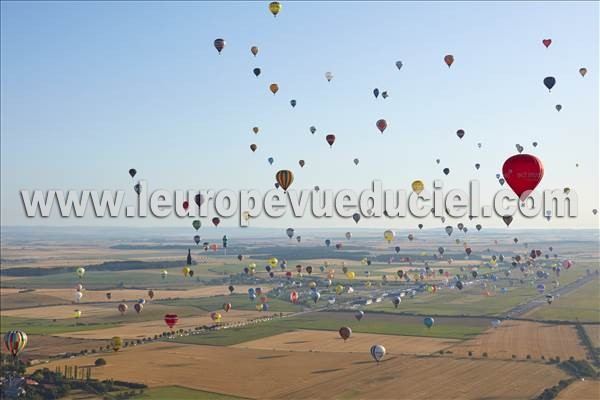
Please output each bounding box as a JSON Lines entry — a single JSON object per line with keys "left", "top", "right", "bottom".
{"left": 1, "top": 1, "right": 598, "bottom": 229}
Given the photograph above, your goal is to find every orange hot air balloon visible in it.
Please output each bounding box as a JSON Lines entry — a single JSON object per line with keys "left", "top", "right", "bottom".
{"left": 290, "top": 291, "right": 299, "bottom": 303}
{"left": 444, "top": 54, "right": 454, "bottom": 67}
{"left": 276, "top": 170, "right": 294, "bottom": 192}
{"left": 250, "top": 144, "right": 258, "bottom": 152}
{"left": 326, "top": 134, "right": 336, "bottom": 147}
{"left": 269, "top": 83, "right": 279, "bottom": 94}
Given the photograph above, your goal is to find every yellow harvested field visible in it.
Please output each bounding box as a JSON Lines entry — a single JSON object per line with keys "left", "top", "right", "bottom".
{"left": 447, "top": 320, "right": 588, "bottom": 360}
{"left": 556, "top": 379, "right": 600, "bottom": 400}
{"left": 2, "top": 304, "right": 114, "bottom": 319}
{"left": 37, "top": 342, "right": 567, "bottom": 399}
{"left": 55, "top": 310, "right": 271, "bottom": 340}
{"left": 233, "top": 329, "right": 458, "bottom": 355}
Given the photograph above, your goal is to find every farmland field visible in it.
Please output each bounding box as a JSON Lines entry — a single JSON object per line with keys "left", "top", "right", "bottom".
{"left": 446, "top": 320, "right": 589, "bottom": 360}
{"left": 36, "top": 342, "right": 569, "bottom": 400}
{"left": 523, "top": 279, "right": 600, "bottom": 322}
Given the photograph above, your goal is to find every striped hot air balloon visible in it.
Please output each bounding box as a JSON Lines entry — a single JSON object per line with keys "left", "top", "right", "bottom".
{"left": 276, "top": 170, "right": 294, "bottom": 192}
{"left": 4, "top": 330, "right": 28, "bottom": 358}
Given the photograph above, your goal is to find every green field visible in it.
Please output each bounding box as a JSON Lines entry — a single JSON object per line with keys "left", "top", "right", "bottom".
{"left": 134, "top": 386, "right": 246, "bottom": 400}
{"left": 156, "top": 294, "right": 302, "bottom": 313}
{"left": 172, "top": 311, "right": 489, "bottom": 346}
{"left": 0, "top": 315, "right": 118, "bottom": 335}
{"left": 367, "top": 285, "right": 539, "bottom": 317}
{"left": 525, "top": 279, "right": 600, "bottom": 322}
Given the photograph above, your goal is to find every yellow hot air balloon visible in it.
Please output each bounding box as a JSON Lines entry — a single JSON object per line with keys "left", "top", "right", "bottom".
{"left": 269, "top": 83, "right": 279, "bottom": 94}
{"left": 335, "top": 284, "right": 344, "bottom": 295}
{"left": 268, "top": 257, "right": 278, "bottom": 268}
{"left": 248, "top": 262, "right": 257, "bottom": 269}
{"left": 76, "top": 267, "right": 85, "bottom": 279}
{"left": 384, "top": 229, "right": 395, "bottom": 243}
{"left": 255, "top": 304, "right": 263, "bottom": 311}
{"left": 73, "top": 309, "right": 82, "bottom": 319}
{"left": 242, "top": 211, "right": 250, "bottom": 221}
{"left": 346, "top": 271, "right": 355, "bottom": 279}
{"left": 411, "top": 180, "right": 424, "bottom": 194}
{"left": 111, "top": 336, "right": 122, "bottom": 352}
{"left": 182, "top": 267, "right": 191, "bottom": 277}
{"left": 268, "top": 1, "right": 281, "bottom": 17}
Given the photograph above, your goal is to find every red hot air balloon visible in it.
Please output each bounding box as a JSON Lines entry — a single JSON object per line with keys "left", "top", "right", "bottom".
{"left": 290, "top": 291, "right": 299, "bottom": 303}
{"left": 326, "top": 134, "right": 336, "bottom": 148}
{"left": 339, "top": 326, "right": 352, "bottom": 341}
{"left": 542, "top": 39, "right": 552, "bottom": 48}
{"left": 182, "top": 201, "right": 189, "bottom": 210}
{"left": 444, "top": 54, "right": 454, "bottom": 67}
{"left": 502, "top": 154, "right": 544, "bottom": 200}
{"left": 376, "top": 119, "right": 387, "bottom": 133}
{"left": 212, "top": 217, "right": 221, "bottom": 227}
{"left": 164, "top": 314, "right": 179, "bottom": 330}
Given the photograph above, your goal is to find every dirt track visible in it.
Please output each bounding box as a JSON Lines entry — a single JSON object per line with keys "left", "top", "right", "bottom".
{"left": 36, "top": 342, "right": 568, "bottom": 399}
{"left": 233, "top": 329, "right": 458, "bottom": 355}
{"left": 447, "top": 320, "right": 588, "bottom": 360}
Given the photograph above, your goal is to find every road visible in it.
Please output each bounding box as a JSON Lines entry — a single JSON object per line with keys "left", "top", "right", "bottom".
{"left": 504, "top": 273, "right": 598, "bottom": 319}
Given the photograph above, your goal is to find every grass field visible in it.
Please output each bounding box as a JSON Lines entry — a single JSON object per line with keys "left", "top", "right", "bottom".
{"left": 156, "top": 294, "right": 302, "bottom": 313}
{"left": 524, "top": 280, "right": 600, "bottom": 322}
{"left": 134, "top": 386, "right": 246, "bottom": 400}
{"left": 0, "top": 315, "right": 118, "bottom": 335}
{"left": 172, "top": 312, "right": 489, "bottom": 346}
{"left": 367, "top": 285, "right": 539, "bottom": 317}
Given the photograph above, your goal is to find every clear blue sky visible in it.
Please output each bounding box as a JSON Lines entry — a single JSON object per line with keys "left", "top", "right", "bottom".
{"left": 1, "top": 1, "right": 598, "bottom": 229}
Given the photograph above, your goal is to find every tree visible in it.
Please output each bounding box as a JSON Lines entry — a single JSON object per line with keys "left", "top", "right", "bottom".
{"left": 95, "top": 358, "right": 106, "bottom": 366}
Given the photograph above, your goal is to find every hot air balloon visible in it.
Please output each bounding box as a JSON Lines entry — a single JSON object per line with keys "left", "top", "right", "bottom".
{"left": 192, "top": 220, "right": 201, "bottom": 231}
{"left": 339, "top": 327, "right": 352, "bottom": 341}
{"left": 395, "top": 61, "right": 403, "bottom": 70}
{"left": 542, "top": 38, "right": 552, "bottom": 48}
{"left": 290, "top": 99, "right": 297, "bottom": 108}
{"left": 211, "top": 217, "right": 221, "bottom": 227}
{"left": 502, "top": 154, "right": 544, "bottom": 200}
{"left": 195, "top": 193, "right": 205, "bottom": 208}
{"left": 384, "top": 229, "right": 395, "bottom": 243}
{"left": 73, "top": 309, "right": 82, "bottom": 319}
{"left": 543, "top": 77, "right": 556, "bottom": 92}
{"left": 325, "top": 72, "right": 333, "bottom": 82}
{"left": 214, "top": 38, "right": 225, "bottom": 54}
{"left": 392, "top": 296, "right": 401, "bottom": 308}
{"left": 444, "top": 54, "right": 454, "bottom": 67}
{"left": 134, "top": 182, "right": 142, "bottom": 195}
{"left": 376, "top": 119, "right": 387, "bottom": 133}
{"left": 475, "top": 163, "right": 480, "bottom": 170}
{"left": 370, "top": 344, "right": 386, "bottom": 362}
{"left": 107, "top": 336, "right": 122, "bottom": 352}
{"left": 555, "top": 104, "right": 562, "bottom": 112}
{"left": 161, "top": 270, "right": 168, "bottom": 279}
{"left": 290, "top": 291, "right": 299, "bottom": 303}
{"left": 326, "top": 134, "right": 336, "bottom": 147}
{"left": 424, "top": 317, "right": 435, "bottom": 328}
{"left": 134, "top": 303, "right": 143, "bottom": 314}
{"left": 310, "top": 126, "right": 316, "bottom": 134}
{"left": 345, "top": 232, "right": 352, "bottom": 240}
{"left": 250, "top": 144, "right": 258, "bottom": 152}
{"left": 253, "top": 68, "right": 261, "bottom": 77}
{"left": 355, "top": 310, "right": 364, "bottom": 321}
{"left": 411, "top": 180, "right": 424, "bottom": 194}
{"left": 352, "top": 213, "right": 361, "bottom": 223}
{"left": 579, "top": 67, "right": 587, "bottom": 77}
{"left": 164, "top": 314, "right": 178, "bottom": 330}
{"left": 276, "top": 170, "right": 294, "bottom": 192}
{"left": 128, "top": 168, "right": 137, "bottom": 178}
{"left": 269, "top": 1, "right": 281, "bottom": 16}
{"left": 74, "top": 291, "right": 83, "bottom": 303}
{"left": 298, "top": 160, "right": 305, "bottom": 168}
{"left": 373, "top": 88, "right": 379, "bottom": 98}
{"left": 76, "top": 267, "right": 85, "bottom": 279}
{"left": 118, "top": 303, "right": 127, "bottom": 315}
{"left": 491, "top": 319, "right": 502, "bottom": 328}
{"left": 269, "top": 83, "right": 279, "bottom": 94}
{"left": 250, "top": 46, "right": 259, "bottom": 56}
